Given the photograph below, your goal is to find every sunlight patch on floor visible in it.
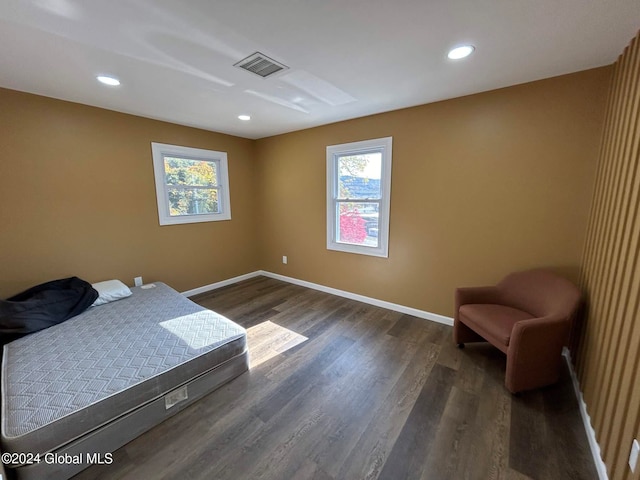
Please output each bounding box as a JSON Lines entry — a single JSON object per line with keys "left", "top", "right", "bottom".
{"left": 246, "top": 321, "right": 308, "bottom": 368}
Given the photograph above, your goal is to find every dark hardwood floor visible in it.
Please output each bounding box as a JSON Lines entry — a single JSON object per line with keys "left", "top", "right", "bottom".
{"left": 75, "top": 276, "right": 597, "bottom": 480}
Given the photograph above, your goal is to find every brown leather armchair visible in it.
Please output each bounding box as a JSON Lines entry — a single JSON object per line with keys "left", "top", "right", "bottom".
{"left": 453, "top": 269, "right": 581, "bottom": 393}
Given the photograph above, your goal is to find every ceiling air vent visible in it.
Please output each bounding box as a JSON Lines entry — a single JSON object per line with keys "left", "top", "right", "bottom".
{"left": 234, "top": 52, "right": 288, "bottom": 78}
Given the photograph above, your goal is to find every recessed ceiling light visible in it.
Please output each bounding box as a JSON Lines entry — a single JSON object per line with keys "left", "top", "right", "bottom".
{"left": 447, "top": 45, "right": 475, "bottom": 60}
{"left": 96, "top": 75, "right": 120, "bottom": 86}
{"left": 238, "top": 115, "right": 251, "bottom": 121}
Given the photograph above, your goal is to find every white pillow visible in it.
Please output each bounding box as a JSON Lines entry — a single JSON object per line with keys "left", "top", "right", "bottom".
{"left": 91, "top": 279, "right": 132, "bottom": 307}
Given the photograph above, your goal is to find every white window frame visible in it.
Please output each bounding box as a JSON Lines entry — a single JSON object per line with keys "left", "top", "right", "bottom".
{"left": 151, "top": 142, "right": 231, "bottom": 226}
{"left": 326, "top": 136, "right": 392, "bottom": 257}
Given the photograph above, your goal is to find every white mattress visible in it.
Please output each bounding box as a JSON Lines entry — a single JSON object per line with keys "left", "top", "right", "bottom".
{"left": 1, "top": 282, "right": 247, "bottom": 457}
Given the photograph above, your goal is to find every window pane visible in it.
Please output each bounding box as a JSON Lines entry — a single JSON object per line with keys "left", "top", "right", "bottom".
{"left": 167, "top": 188, "right": 219, "bottom": 216}
{"left": 164, "top": 157, "right": 217, "bottom": 186}
{"left": 337, "top": 152, "right": 382, "bottom": 199}
{"left": 337, "top": 202, "right": 379, "bottom": 247}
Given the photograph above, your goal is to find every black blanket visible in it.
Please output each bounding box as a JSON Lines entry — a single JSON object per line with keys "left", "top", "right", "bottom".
{"left": 0, "top": 277, "right": 98, "bottom": 345}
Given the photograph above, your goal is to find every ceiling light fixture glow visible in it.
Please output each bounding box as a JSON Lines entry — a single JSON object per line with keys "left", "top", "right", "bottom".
{"left": 96, "top": 75, "right": 120, "bottom": 86}
{"left": 238, "top": 115, "right": 251, "bottom": 121}
{"left": 447, "top": 45, "right": 475, "bottom": 60}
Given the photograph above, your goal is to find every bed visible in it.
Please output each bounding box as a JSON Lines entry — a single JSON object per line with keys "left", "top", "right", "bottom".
{"left": 1, "top": 282, "right": 249, "bottom": 480}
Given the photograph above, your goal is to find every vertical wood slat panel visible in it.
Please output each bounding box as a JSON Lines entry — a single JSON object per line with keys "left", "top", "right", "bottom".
{"left": 593, "top": 37, "right": 640, "bottom": 434}
{"left": 579, "top": 69, "right": 615, "bottom": 292}
{"left": 598, "top": 35, "right": 639, "bottom": 479}
{"left": 609, "top": 237, "right": 640, "bottom": 478}
{"left": 578, "top": 54, "right": 626, "bottom": 397}
{"left": 578, "top": 30, "right": 640, "bottom": 480}
{"left": 604, "top": 67, "right": 640, "bottom": 480}
{"left": 608, "top": 43, "right": 640, "bottom": 477}
{"left": 581, "top": 56, "right": 623, "bottom": 408}
{"left": 592, "top": 44, "right": 631, "bottom": 430}
{"left": 580, "top": 53, "right": 621, "bottom": 291}
{"left": 580, "top": 41, "right": 628, "bottom": 405}
{"left": 600, "top": 39, "right": 640, "bottom": 460}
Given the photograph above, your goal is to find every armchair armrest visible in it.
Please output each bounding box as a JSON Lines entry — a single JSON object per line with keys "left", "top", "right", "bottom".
{"left": 506, "top": 315, "right": 571, "bottom": 393}
{"left": 510, "top": 315, "right": 570, "bottom": 348}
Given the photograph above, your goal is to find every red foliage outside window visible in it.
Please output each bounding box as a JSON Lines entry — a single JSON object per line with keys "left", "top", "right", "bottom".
{"left": 339, "top": 208, "right": 366, "bottom": 243}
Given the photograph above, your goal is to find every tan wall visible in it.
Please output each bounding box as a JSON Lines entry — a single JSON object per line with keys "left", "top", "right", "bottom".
{"left": 0, "top": 88, "right": 259, "bottom": 297}
{"left": 578, "top": 31, "right": 640, "bottom": 480}
{"left": 0, "top": 68, "right": 611, "bottom": 316}
{"left": 255, "top": 67, "right": 611, "bottom": 317}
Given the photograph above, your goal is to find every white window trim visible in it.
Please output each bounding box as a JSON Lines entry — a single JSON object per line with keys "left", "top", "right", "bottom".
{"left": 151, "top": 142, "right": 231, "bottom": 226}
{"left": 326, "top": 136, "right": 393, "bottom": 258}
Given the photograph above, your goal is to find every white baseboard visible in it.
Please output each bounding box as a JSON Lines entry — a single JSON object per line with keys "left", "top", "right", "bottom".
{"left": 181, "top": 271, "right": 262, "bottom": 297}
{"left": 260, "top": 270, "right": 454, "bottom": 326}
{"left": 182, "top": 270, "right": 453, "bottom": 326}
{"left": 562, "top": 347, "right": 609, "bottom": 480}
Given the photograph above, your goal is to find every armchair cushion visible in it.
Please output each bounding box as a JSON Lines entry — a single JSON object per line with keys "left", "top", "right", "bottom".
{"left": 459, "top": 304, "right": 534, "bottom": 349}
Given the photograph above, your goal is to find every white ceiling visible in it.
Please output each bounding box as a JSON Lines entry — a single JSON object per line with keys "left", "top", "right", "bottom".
{"left": 0, "top": 1, "right": 638, "bottom": 139}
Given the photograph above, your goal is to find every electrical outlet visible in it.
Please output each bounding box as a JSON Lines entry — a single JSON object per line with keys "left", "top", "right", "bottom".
{"left": 629, "top": 439, "right": 639, "bottom": 473}
{"left": 282, "top": 256, "right": 288, "bottom": 264}
{"left": 134, "top": 276, "right": 143, "bottom": 287}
